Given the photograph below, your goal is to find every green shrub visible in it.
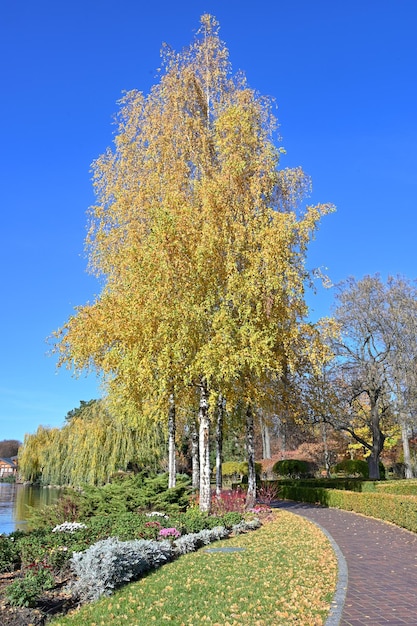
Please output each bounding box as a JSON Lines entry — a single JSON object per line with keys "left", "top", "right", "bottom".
{"left": 221, "top": 461, "right": 246, "bottom": 479}
{"left": 220, "top": 511, "right": 244, "bottom": 529}
{"left": 15, "top": 527, "right": 92, "bottom": 574}
{"left": 333, "top": 459, "right": 369, "bottom": 478}
{"left": 174, "top": 508, "right": 215, "bottom": 534}
{"left": 5, "top": 565, "right": 55, "bottom": 607}
{"left": 79, "top": 473, "right": 192, "bottom": 517}
{"left": 96, "top": 513, "right": 149, "bottom": 541}
{"left": 16, "top": 531, "right": 52, "bottom": 568}
{"left": 272, "top": 459, "right": 309, "bottom": 478}
{"left": 332, "top": 459, "right": 386, "bottom": 479}
{"left": 221, "top": 462, "right": 262, "bottom": 481}
{"left": 0, "top": 535, "right": 21, "bottom": 573}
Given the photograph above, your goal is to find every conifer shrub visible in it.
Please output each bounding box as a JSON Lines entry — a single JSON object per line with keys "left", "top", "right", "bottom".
{"left": 78, "top": 472, "right": 192, "bottom": 517}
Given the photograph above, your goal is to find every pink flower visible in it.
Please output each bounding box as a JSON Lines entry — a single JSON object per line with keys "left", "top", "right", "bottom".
{"left": 159, "top": 527, "right": 180, "bottom": 539}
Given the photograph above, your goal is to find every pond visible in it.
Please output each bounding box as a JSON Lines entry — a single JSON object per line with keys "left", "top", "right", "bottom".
{"left": 0, "top": 483, "right": 61, "bottom": 535}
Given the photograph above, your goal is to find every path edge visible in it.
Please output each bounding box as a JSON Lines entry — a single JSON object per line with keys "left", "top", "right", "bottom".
{"left": 319, "top": 522, "right": 348, "bottom": 626}
{"left": 272, "top": 504, "right": 348, "bottom": 626}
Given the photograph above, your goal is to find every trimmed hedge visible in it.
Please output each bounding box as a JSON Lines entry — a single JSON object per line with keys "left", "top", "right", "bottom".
{"left": 268, "top": 478, "right": 378, "bottom": 492}
{"left": 374, "top": 481, "right": 417, "bottom": 496}
{"left": 279, "top": 483, "right": 417, "bottom": 533}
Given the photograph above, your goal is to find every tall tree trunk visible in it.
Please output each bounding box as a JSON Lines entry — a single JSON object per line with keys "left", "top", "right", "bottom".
{"left": 400, "top": 418, "right": 414, "bottom": 479}
{"left": 215, "top": 394, "right": 225, "bottom": 497}
{"left": 245, "top": 403, "right": 256, "bottom": 509}
{"left": 199, "top": 379, "right": 211, "bottom": 512}
{"left": 259, "top": 411, "right": 271, "bottom": 459}
{"left": 368, "top": 396, "right": 385, "bottom": 480}
{"left": 168, "top": 393, "right": 176, "bottom": 488}
{"left": 321, "top": 421, "right": 331, "bottom": 478}
{"left": 190, "top": 417, "right": 200, "bottom": 489}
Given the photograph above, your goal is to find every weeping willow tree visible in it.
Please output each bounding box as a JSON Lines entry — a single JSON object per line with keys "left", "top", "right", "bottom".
{"left": 52, "top": 15, "right": 334, "bottom": 508}
{"left": 18, "top": 400, "right": 164, "bottom": 486}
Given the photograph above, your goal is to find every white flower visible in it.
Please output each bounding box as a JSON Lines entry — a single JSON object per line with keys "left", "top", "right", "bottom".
{"left": 52, "top": 521, "right": 88, "bottom": 533}
{"left": 146, "top": 511, "right": 169, "bottom": 519}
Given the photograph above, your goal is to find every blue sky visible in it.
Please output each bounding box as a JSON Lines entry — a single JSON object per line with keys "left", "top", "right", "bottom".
{"left": 1, "top": 1, "right": 416, "bottom": 443}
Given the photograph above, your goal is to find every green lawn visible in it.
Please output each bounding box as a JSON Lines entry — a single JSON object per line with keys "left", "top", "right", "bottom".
{"left": 51, "top": 510, "right": 337, "bottom": 626}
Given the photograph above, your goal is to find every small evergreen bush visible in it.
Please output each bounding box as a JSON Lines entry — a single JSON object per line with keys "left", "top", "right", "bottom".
{"left": 79, "top": 472, "right": 192, "bottom": 517}
{"left": 272, "top": 459, "right": 309, "bottom": 478}
{"left": 333, "top": 459, "right": 386, "bottom": 479}
{"left": 333, "top": 459, "right": 369, "bottom": 478}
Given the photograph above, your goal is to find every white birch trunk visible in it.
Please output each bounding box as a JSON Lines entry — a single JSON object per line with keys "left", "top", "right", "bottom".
{"left": 215, "top": 394, "right": 224, "bottom": 497}
{"left": 245, "top": 403, "right": 257, "bottom": 509}
{"left": 199, "top": 379, "right": 211, "bottom": 512}
{"left": 168, "top": 393, "right": 176, "bottom": 488}
{"left": 191, "top": 417, "right": 200, "bottom": 489}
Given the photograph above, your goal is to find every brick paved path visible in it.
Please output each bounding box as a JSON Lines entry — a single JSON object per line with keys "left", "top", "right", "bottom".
{"left": 273, "top": 501, "right": 417, "bottom": 626}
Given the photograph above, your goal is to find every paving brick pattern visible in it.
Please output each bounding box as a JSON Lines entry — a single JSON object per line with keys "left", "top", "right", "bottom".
{"left": 274, "top": 501, "right": 417, "bottom": 626}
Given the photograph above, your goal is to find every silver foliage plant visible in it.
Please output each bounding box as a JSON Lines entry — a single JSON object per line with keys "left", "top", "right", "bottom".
{"left": 69, "top": 518, "right": 260, "bottom": 603}
{"left": 173, "top": 526, "right": 230, "bottom": 556}
{"left": 70, "top": 538, "right": 173, "bottom": 602}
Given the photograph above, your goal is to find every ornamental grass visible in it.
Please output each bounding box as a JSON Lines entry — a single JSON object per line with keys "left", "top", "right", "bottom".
{"left": 51, "top": 510, "right": 337, "bottom": 626}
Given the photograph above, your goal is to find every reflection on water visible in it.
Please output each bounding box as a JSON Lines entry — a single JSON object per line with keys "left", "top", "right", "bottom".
{"left": 0, "top": 484, "right": 61, "bottom": 534}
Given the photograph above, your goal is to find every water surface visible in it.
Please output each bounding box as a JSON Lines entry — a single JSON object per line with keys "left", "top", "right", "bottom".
{"left": 0, "top": 483, "right": 61, "bottom": 534}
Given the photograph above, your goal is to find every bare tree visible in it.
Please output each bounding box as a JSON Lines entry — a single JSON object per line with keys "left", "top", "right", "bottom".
{"left": 330, "top": 275, "right": 392, "bottom": 479}
{"left": 325, "top": 274, "right": 417, "bottom": 479}
{"left": 383, "top": 276, "right": 417, "bottom": 477}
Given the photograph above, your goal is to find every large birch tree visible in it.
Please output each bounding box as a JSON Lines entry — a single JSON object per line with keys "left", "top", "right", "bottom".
{"left": 53, "top": 15, "right": 333, "bottom": 509}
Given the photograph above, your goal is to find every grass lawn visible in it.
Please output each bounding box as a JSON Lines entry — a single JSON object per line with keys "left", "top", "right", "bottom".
{"left": 51, "top": 510, "right": 337, "bottom": 626}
